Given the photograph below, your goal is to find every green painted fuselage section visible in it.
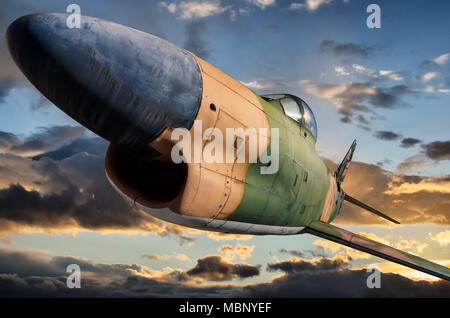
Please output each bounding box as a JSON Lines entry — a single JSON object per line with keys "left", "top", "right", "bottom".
{"left": 228, "top": 96, "right": 336, "bottom": 227}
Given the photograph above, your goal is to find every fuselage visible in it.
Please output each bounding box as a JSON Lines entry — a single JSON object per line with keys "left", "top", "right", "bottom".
{"left": 7, "top": 13, "right": 343, "bottom": 235}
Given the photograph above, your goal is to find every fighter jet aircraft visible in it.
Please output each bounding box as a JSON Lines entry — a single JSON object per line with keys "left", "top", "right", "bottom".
{"left": 6, "top": 13, "right": 449, "bottom": 281}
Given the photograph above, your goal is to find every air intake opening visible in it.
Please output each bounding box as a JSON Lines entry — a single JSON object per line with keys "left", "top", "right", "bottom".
{"left": 105, "top": 144, "right": 187, "bottom": 209}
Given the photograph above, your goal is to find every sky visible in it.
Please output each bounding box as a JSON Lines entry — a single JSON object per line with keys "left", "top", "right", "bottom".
{"left": 0, "top": 0, "right": 449, "bottom": 297}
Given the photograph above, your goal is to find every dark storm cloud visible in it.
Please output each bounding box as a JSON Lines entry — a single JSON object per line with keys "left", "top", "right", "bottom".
{"left": 0, "top": 126, "right": 85, "bottom": 157}
{"left": 242, "top": 268, "right": 450, "bottom": 298}
{"left": 186, "top": 256, "right": 260, "bottom": 281}
{"left": 322, "top": 158, "right": 450, "bottom": 225}
{"left": 0, "top": 132, "right": 195, "bottom": 242}
{"left": 267, "top": 257, "right": 348, "bottom": 274}
{"left": 320, "top": 40, "right": 379, "bottom": 58}
{"left": 0, "top": 273, "right": 238, "bottom": 298}
{"left": 0, "top": 174, "right": 169, "bottom": 234}
{"left": 368, "top": 84, "right": 412, "bottom": 109}
{"left": 395, "top": 140, "right": 450, "bottom": 174}
{"left": 278, "top": 248, "right": 327, "bottom": 259}
{"left": 400, "top": 138, "right": 422, "bottom": 148}
{"left": 0, "top": 248, "right": 63, "bottom": 277}
{"left": 421, "top": 141, "right": 450, "bottom": 161}
{"left": 306, "top": 82, "right": 412, "bottom": 126}
{"left": 0, "top": 131, "right": 19, "bottom": 148}
{"left": 374, "top": 131, "right": 401, "bottom": 141}
{"left": 32, "top": 137, "right": 107, "bottom": 161}
{"left": 0, "top": 77, "right": 17, "bottom": 103}
{"left": 184, "top": 21, "right": 210, "bottom": 59}
{"left": 0, "top": 249, "right": 250, "bottom": 297}
{"left": 0, "top": 248, "right": 448, "bottom": 297}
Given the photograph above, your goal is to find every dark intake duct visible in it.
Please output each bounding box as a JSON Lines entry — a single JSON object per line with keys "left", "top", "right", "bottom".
{"left": 105, "top": 144, "right": 187, "bottom": 209}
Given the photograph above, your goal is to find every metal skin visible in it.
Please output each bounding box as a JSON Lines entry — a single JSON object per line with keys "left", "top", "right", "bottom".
{"left": 7, "top": 13, "right": 202, "bottom": 156}
{"left": 7, "top": 13, "right": 449, "bottom": 281}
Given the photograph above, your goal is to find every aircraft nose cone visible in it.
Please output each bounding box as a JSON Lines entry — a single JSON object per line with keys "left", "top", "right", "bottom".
{"left": 7, "top": 13, "right": 202, "bottom": 155}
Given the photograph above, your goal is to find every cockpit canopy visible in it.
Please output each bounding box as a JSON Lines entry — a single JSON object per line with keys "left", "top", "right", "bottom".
{"left": 261, "top": 94, "right": 318, "bottom": 138}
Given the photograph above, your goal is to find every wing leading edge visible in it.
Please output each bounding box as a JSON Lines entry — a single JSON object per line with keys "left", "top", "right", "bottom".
{"left": 305, "top": 221, "right": 450, "bottom": 281}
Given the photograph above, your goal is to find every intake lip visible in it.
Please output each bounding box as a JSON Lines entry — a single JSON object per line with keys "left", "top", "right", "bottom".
{"left": 6, "top": 13, "right": 202, "bottom": 155}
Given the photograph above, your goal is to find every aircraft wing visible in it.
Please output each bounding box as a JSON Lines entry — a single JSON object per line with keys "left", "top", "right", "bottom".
{"left": 305, "top": 221, "right": 450, "bottom": 281}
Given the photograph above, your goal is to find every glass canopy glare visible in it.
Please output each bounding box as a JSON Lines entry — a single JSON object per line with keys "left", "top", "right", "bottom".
{"left": 262, "top": 94, "right": 318, "bottom": 138}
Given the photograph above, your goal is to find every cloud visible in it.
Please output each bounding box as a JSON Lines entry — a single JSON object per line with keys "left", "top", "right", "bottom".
{"left": 288, "top": 0, "right": 333, "bottom": 12}
{"left": 304, "top": 82, "right": 410, "bottom": 126}
{"left": 378, "top": 70, "right": 403, "bottom": 82}
{"left": 393, "top": 238, "right": 428, "bottom": 254}
{"left": 395, "top": 154, "right": 433, "bottom": 174}
{"left": 142, "top": 253, "right": 190, "bottom": 263}
{"left": 159, "top": 1, "right": 230, "bottom": 19}
{"left": 334, "top": 66, "right": 350, "bottom": 76}
{"left": 186, "top": 255, "right": 260, "bottom": 281}
{"left": 429, "top": 230, "right": 450, "bottom": 247}
{"left": 374, "top": 131, "right": 401, "bottom": 141}
{"left": 218, "top": 244, "right": 234, "bottom": 257}
{"left": 322, "top": 158, "right": 450, "bottom": 225}
{"left": 0, "top": 126, "right": 85, "bottom": 157}
{"left": 0, "top": 248, "right": 237, "bottom": 297}
{"left": 243, "top": 256, "right": 450, "bottom": 297}
{"left": 205, "top": 231, "right": 252, "bottom": 241}
{"left": 241, "top": 79, "right": 288, "bottom": 91}
{"left": 400, "top": 138, "right": 422, "bottom": 148}
{"left": 247, "top": 0, "right": 276, "bottom": 10}
{"left": 0, "top": 248, "right": 448, "bottom": 297}
{"left": 0, "top": 133, "right": 197, "bottom": 243}
{"left": 423, "top": 85, "right": 450, "bottom": 94}
{"left": 218, "top": 243, "right": 255, "bottom": 260}
{"left": 384, "top": 175, "right": 450, "bottom": 195}
{"left": 267, "top": 255, "right": 349, "bottom": 274}
{"left": 422, "top": 141, "right": 450, "bottom": 161}
{"left": 234, "top": 244, "right": 255, "bottom": 260}
{"left": 184, "top": 21, "right": 210, "bottom": 59}
{"left": 279, "top": 247, "right": 327, "bottom": 259}
{"left": 422, "top": 71, "right": 440, "bottom": 82}
{"left": 396, "top": 140, "right": 450, "bottom": 173}
{"left": 425, "top": 53, "right": 450, "bottom": 65}
{"left": 175, "top": 253, "right": 191, "bottom": 262}
{"left": 353, "top": 260, "right": 450, "bottom": 282}
{"left": 31, "top": 137, "right": 107, "bottom": 161}
{"left": 320, "top": 40, "right": 379, "bottom": 58}
{"left": 0, "top": 77, "right": 18, "bottom": 104}
{"left": 142, "top": 254, "right": 169, "bottom": 263}
{"left": 352, "top": 64, "right": 403, "bottom": 81}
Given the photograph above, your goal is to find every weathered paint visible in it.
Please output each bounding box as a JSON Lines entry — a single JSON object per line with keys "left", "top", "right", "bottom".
{"left": 320, "top": 173, "right": 338, "bottom": 223}
{"left": 227, "top": 95, "right": 331, "bottom": 227}
{"left": 7, "top": 13, "right": 202, "bottom": 155}
{"left": 150, "top": 54, "right": 271, "bottom": 220}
